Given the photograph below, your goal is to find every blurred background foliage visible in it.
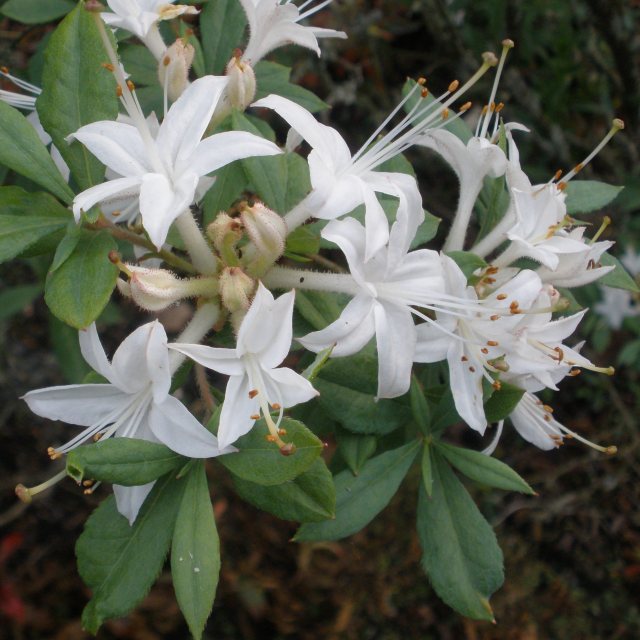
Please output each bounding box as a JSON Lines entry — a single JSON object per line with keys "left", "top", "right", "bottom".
{"left": 1, "top": 0, "right": 639, "bottom": 638}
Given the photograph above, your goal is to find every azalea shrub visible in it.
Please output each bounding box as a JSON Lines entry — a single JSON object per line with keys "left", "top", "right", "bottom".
{"left": 0, "top": 0, "right": 635, "bottom": 637}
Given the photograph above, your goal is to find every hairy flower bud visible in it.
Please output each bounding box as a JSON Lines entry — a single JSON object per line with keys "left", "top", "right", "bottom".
{"left": 225, "top": 53, "right": 256, "bottom": 111}
{"left": 117, "top": 265, "right": 217, "bottom": 311}
{"left": 241, "top": 202, "right": 287, "bottom": 274}
{"left": 207, "top": 212, "right": 244, "bottom": 262}
{"left": 158, "top": 39, "right": 195, "bottom": 102}
{"left": 219, "top": 266, "right": 255, "bottom": 314}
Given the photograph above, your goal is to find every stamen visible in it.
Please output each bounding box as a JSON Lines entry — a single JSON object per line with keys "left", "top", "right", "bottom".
{"left": 15, "top": 469, "right": 67, "bottom": 503}
{"left": 590, "top": 216, "right": 611, "bottom": 244}
{"left": 479, "top": 39, "right": 514, "bottom": 139}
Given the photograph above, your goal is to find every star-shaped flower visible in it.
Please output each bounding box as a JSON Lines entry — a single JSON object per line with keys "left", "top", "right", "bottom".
{"left": 102, "top": 0, "right": 198, "bottom": 40}
{"left": 70, "top": 75, "right": 281, "bottom": 249}
{"left": 23, "top": 321, "right": 227, "bottom": 523}
{"left": 170, "top": 283, "right": 318, "bottom": 450}
{"left": 240, "top": 0, "right": 346, "bottom": 64}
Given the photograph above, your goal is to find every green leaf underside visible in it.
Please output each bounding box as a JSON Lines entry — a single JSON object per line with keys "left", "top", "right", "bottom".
{"left": 483, "top": 381, "right": 525, "bottom": 423}
{"left": 295, "top": 440, "right": 420, "bottom": 541}
{"left": 201, "top": 0, "right": 247, "bottom": 75}
{"left": 421, "top": 442, "right": 433, "bottom": 497}
{"left": 564, "top": 180, "right": 623, "bottom": 215}
{"left": 417, "top": 449, "right": 503, "bottom": 621}
{"left": 44, "top": 230, "right": 118, "bottom": 328}
{"left": 314, "top": 354, "right": 412, "bottom": 435}
{"left": 598, "top": 252, "right": 640, "bottom": 292}
{"left": 37, "top": 2, "right": 118, "bottom": 191}
{"left": 171, "top": 462, "right": 220, "bottom": 640}
{"left": 410, "top": 376, "right": 431, "bottom": 435}
{"left": 435, "top": 442, "right": 535, "bottom": 494}
{"left": 233, "top": 458, "right": 335, "bottom": 522}
{"left": 0, "top": 101, "right": 73, "bottom": 203}
{"left": 217, "top": 418, "right": 323, "bottom": 485}
{"left": 78, "top": 475, "right": 186, "bottom": 633}
{"left": 66, "top": 439, "right": 185, "bottom": 486}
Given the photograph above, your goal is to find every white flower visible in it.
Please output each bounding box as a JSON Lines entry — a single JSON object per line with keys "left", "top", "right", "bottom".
{"left": 414, "top": 256, "right": 543, "bottom": 432}
{"left": 536, "top": 227, "right": 614, "bottom": 288}
{"left": 595, "top": 287, "right": 639, "bottom": 330}
{"left": 239, "top": 0, "right": 346, "bottom": 64}
{"left": 102, "top": 0, "right": 198, "bottom": 40}
{"left": 253, "top": 93, "right": 423, "bottom": 259}
{"left": 299, "top": 193, "right": 448, "bottom": 399}
{"left": 22, "top": 321, "right": 227, "bottom": 523}
{"left": 70, "top": 75, "right": 281, "bottom": 249}
{"left": 169, "top": 283, "right": 318, "bottom": 450}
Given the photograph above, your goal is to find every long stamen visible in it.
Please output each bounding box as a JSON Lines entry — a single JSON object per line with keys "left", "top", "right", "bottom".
{"left": 479, "top": 39, "right": 514, "bottom": 139}
{"left": 590, "top": 215, "right": 611, "bottom": 244}
{"left": 298, "top": 0, "right": 333, "bottom": 20}
{"left": 559, "top": 119, "right": 625, "bottom": 185}
{"left": 15, "top": 469, "right": 68, "bottom": 503}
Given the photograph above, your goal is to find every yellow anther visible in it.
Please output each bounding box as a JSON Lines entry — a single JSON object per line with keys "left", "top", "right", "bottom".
{"left": 248, "top": 389, "right": 259, "bottom": 399}
{"left": 459, "top": 101, "right": 472, "bottom": 112}
{"left": 448, "top": 79, "right": 460, "bottom": 93}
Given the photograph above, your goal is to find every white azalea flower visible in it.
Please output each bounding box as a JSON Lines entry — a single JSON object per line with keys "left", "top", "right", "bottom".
{"left": 102, "top": 0, "right": 198, "bottom": 40}
{"left": 414, "top": 256, "right": 543, "bottom": 432}
{"left": 535, "top": 227, "right": 614, "bottom": 287}
{"left": 595, "top": 287, "right": 640, "bottom": 330}
{"left": 240, "top": 0, "right": 347, "bottom": 64}
{"left": 22, "top": 321, "right": 227, "bottom": 523}
{"left": 298, "top": 193, "right": 450, "bottom": 399}
{"left": 69, "top": 75, "right": 281, "bottom": 249}
{"left": 169, "top": 283, "right": 318, "bottom": 450}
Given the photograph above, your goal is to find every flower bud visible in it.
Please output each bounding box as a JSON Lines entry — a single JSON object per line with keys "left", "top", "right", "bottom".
{"left": 225, "top": 53, "right": 256, "bottom": 111}
{"left": 158, "top": 39, "right": 195, "bottom": 102}
{"left": 219, "top": 266, "right": 255, "bottom": 313}
{"left": 118, "top": 265, "right": 217, "bottom": 311}
{"left": 207, "top": 212, "right": 244, "bottom": 258}
{"left": 241, "top": 202, "right": 287, "bottom": 268}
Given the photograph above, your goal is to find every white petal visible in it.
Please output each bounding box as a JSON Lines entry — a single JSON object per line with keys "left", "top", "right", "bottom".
{"left": 79, "top": 324, "right": 116, "bottom": 383}
{"left": 113, "top": 482, "right": 155, "bottom": 525}
{"left": 187, "top": 131, "right": 281, "bottom": 178}
{"left": 168, "top": 343, "right": 245, "bottom": 376}
{"left": 217, "top": 374, "right": 259, "bottom": 449}
{"left": 414, "top": 321, "right": 452, "bottom": 363}
{"left": 157, "top": 75, "right": 228, "bottom": 168}
{"left": 299, "top": 295, "right": 375, "bottom": 356}
{"left": 374, "top": 301, "right": 415, "bottom": 399}
{"left": 149, "top": 396, "right": 224, "bottom": 457}
{"left": 69, "top": 121, "right": 149, "bottom": 176}
{"left": 111, "top": 322, "right": 160, "bottom": 392}
{"left": 22, "top": 384, "right": 125, "bottom": 426}
{"left": 509, "top": 393, "right": 561, "bottom": 450}
{"left": 264, "top": 367, "right": 318, "bottom": 407}
{"left": 72, "top": 176, "right": 142, "bottom": 221}
{"left": 447, "top": 340, "right": 486, "bottom": 434}
{"left": 144, "top": 321, "right": 171, "bottom": 403}
{"left": 138, "top": 172, "right": 177, "bottom": 249}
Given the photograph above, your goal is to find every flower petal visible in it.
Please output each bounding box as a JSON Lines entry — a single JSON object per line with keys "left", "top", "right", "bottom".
{"left": 79, "top": 323, "right": 116, "bottom": 383}
{"left": 113, "top": 482, "right": 155, "bottom": 525}
{"left": 150, "top": 395, "right": 225, "bottom": 457}
{"left": 217, "top": 374, "right": 259, "bottom": 449}
{"left": 138, "top": 172, "right": 179, "bottom": 249}
{"left": 168, "top": 343, "right": 245, "bottom": 376}
{"left": 447, "top": 339, "right": 486, "bottom": 434}
{"left": 72, "top": 176, "right": 142, "bottom": 221}
{"left": 264, "top": 366, "right": 318, "bottom": 407}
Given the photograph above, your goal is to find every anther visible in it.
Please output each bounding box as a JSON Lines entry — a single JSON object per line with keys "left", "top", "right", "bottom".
{"left": 279, "top": 442, "right": 296, "bottom": 456}
{"left": 469, "top": 366, "right": 476, "bottom": 372}
{"left": 278, "top": 428, "right": 287, "bottom": 436}
{"left": 265, "top": 434, "right": 276, "bottom": 442}
{"left": 101, "top": 62, "right": 115, "bottom": 72}
{"left": 126, "top": 80, "right": 135, "bottom": 91}
{"left": 490, "top": 315, "right": 499, "bottom": 321}
{"left": 47, "top": 446, "right": 62, "bottom": 460}
{"left": 482, "top": 52, "right": 499, "bottom": 67}
{"left": 248, "top": 389, "right": 259, "bottom": 399}
{"left": 250, "top": 414, "right": 260, "bottom": 420}
{"left": 417, "top": 77, "right": 427, "bottom": 86}
{"left": 495, "top": 102, "right": 505, "bottom": 113}
{"left": 492, "top": 380, "right": 502, "bottom": 391}
{"left": 486, "top": 266, "right": 499, "bottom": 275}
{"left": 481, "top": 347, "right": 489, "bottom": 354}
{"left": 82, "top": 479, "right": 94, "bottom": 487}
{"left": 573, "top": 162, "right": 584, "bottom": 174}
{"left": 116, "top": 85, "right": 123, "bottom": 97}
{"left": 501, "top": 38, "right": 515, "bottom": 49}
{"left": 553, "top": 169, "right": 563, "bottom": 181}
{"left": 461, "top": 355, "right": 468, "bottom": 362}
{"left": 487, "top": 340, "right": 499, "bottom": 347}
{"left": 543, "top": 405, "right": 554, "bottom": 413}
{"left": 553, "top": 347, "right": 564, "bottom": 362}
{"left": 420, "top": 88, "right": 429, "bottom": 98}
{"left": 459, "top": 101, "right": 472, "bottom": 112}
{"left": 271, "top": 402, "right": 282, "bottom": 410}
{"left": 0, "top": 65, "right": 9, "bottom": 73}
{"left": 441, "top": 108, "right": 450, "bottom": 120}
{"left": 448, "top": 79, "right": 460, "bottom": 93}
{"left": 497, "top": 293, "right": 507, "bottom": 300}
{"left": 163, "top": 55, "right": 171, "bottom": 67}
{"left": 569, "top": 369, "right": 581, "bottom": 376}
{"left": 483, "top": 277, "right": 496, "bottom": 284}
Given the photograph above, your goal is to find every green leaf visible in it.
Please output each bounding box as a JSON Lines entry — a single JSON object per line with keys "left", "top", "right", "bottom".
{"left": 217, "top": 417, "right": 323, "bottom": 485}
{"left": 285, "top": 225, "right": 321, "bottom": 259}
{"left": 0, "top": 101, "right": 74, "bottom": 203}
{"left": 233, "top": 458, "right": 335, "bottom": 522}
{"left": 295, "top": 289, "right": 344, "bottom": 331}
{"left": 37, "top": 2, "right": 119, "bottom": 190}
{"left": 421, "top": 442, "right": 433, "bottom": 497}
{"left": 335, "top": 427, "right": 377, "bottom": 475}
{"left": 1, "top": 0, "right": 74, "bottom": 24}
{"left": 45, "top": 230, "right": 118, "bottom": 328}
{"left": 78, "top": 475, "right": 186, "bottom": 633}
{"left": 564, "top": 180, "right": 623, "bottom": 215}
{"left": 435, "top": 442, "right": 535, "bottom": 494}
{"left": 445, "top": 250, "right": 487, "bottom": 279}
{"left": 0, "top": 215, "right": 70, "bottom": 263}
{"left": 171, "top": 462, "right": 220, "bottom": 640}
{"left": 201, "top": 0, "right": 247, "bottom": 75}
{"left": 119, "top": 44, "right": 159, "bottom": 87}
{"left": 483, "top": 381, "right": 525, "bottom": 423}
{"left": 66, "top": 439, "right": 185, "bottom": 486}
{"left": 48, "top": 221, "right": 82, "bottom": 273}
{"left": 314, "top": 354, "right": 412, "bottom": 435}
{"left": 0, "top": 284, "right": 41, "bottom": 321}
{"left": 295, "top": 440, "right": 420, "bottom": 541}
{"left": 255, "top": 61, "right": 328, "bottom": 113}
{"left": 417, "top": 449, "right": 503, "bottom": 621}
{"left": 301, "top": 346, "right": 333, "bottom": 381}
{"left": 598, "top": 253, "right": 640, "bottom": 292}
{"left": 202, "top": 161, "right": 246, "bottom": 226}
